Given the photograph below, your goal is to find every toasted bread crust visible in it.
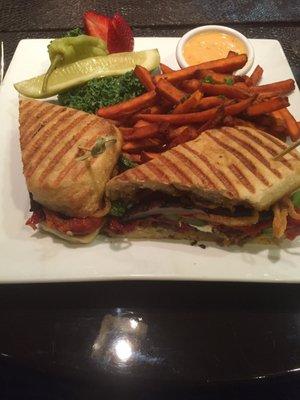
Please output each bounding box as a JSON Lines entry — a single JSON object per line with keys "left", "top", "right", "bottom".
{"left": 19, "top": 99, "right": 122, "bottom": 217}
{"left": 106, "top": 225, "right": 218, "bottom": 241}
{"left": 105, "top": 225, "right": 277, "bottom": 246}
{"left": 106, "top": 126, "right": 300, "bottom": 211}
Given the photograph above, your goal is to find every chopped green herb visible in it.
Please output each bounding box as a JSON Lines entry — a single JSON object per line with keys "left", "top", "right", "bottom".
{"left": 58, "top": 71, "right": 145, "bottom": 114}
{"left": 65, "top": 27, "right": 84, "bottom": 37}
{"left": 202, "top": 75, "right": 214, "bottom": 84}
{"left": 118, "top": 155, "right": 137, "bottom": 171}
{"left": 217, "top": 94, "right": 226, "bottom": 99}
{"left": 292, "top": 191, "right": 300, "bottom": 208}
{"left": 224, "top": 77, "right": 234, "bottom": 86}
{"left": 262, "top": 227, "right": 273, "bottom": 235}
{"left": 109, "top": 201, "right": 127, "bottom": 217}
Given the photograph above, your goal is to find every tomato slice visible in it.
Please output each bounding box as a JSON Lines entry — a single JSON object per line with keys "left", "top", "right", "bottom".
{"left": 285, "top": 216, "right": 300, "bottom": 240}
{"left": 26, "top": 209, "right": 45, "bottom": 230}
{"left": 44, "top": 209, "right": 103, "bottom": 235}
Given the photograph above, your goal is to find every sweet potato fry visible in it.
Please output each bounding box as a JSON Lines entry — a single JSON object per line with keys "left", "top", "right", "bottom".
{"left": 227, "top": 51, "right": 238, "bottom": 58}
{"left": 122, "top": 138, "right": 163, "bottom": 153}
{"left": 256, "top": 91, "right": 287, "bottom": 100}
{"left": 156, "top": 78, "right": 186, "bottom": 104}
{"left": 181, "top": 79, "right": 202, "bottom": 93}
{"left": 160, "top": 54, "right": 248, "bottom": 83}
{"left": 271, "top": 110, "right": 285, "bottom": 122}
{"left": 233, "top": 82, "right": 250, "bottom": 91}
{"left": 198, "top": 54, "right": 248, "bottom": 73}
{"left": 136, "top": 107, "right": 220, "bottom": 125}
{"left": 278, "top": 108, "right": 300, "bottom": 141}
{"left": 140, "top": 151, "right": 162, "bottom": 162}
{"left": 172, "top": 90, "right": 203, "bottom": 114}
{"left": 201, "top": 83, "right": 249, "bottom": 99}
{"left": 160, "top": 63, "right": 175, "bottom": 74}
{"left": 223, "top": 116, "right": 256, "bottom": 128}
{"left": 134, "top": 65, "right": 155, "bottom": 91}
{"left": 139, "top": 104, "right": 167, "bottom": 114}
{"left": 196, "top": 107, "right": 225, "bottom": 134}
{"left": 123, "top": 153, "right": 142, "bottom": 163}
{"left": 255, "top": 113, "right": 287, "bottom": 135}
{"left": 169, "top": 126, "right": 199, "bottom": 148}
{"left": 246, "top": 97, "right": 290, "bottom": 117}
{"left": 134, "top": 120, "right": 151, "bottom": 128}
{"left": 224, "top": 96, "right": 256, "bottom": 116}
{"left": 246, "top": 65, "right": 263, "bottom": 86}
{"left": 97, "top": 91, "right": 157, "bottom": 119}
{"left": 167, "top": 125, "right": 197, "bottom": 141}
{"left": 196, "top": 96, "right": 225, "bottom": 110}
{"left": 125, "top": 123, "right": 160, "bottom": 141}
{"left": 197, "top": 69, "right": 236, "bottom": 84}
{"left": 249, "top": 79, "right": 295, "bottom": 95}
{"left": 119, "top": 127, "right": 134, "bottom": 137}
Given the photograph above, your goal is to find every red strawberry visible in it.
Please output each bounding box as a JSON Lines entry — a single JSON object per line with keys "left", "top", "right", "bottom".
{"left": 83, "top": 11, "right": 110, "bottom": 42}
{"left": 107, "top": 13, "right": 134, "bottom": 53}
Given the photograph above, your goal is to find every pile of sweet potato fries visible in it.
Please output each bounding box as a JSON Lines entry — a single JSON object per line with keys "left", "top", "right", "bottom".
{"left": 97, "top": 51, "right": 300, "bottom": 164}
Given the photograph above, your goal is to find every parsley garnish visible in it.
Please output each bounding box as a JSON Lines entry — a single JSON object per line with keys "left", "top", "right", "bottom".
{"left": 58, "top": 72, "right": 145, "bottom": 114}
{"left": 224, "top": 77, "right": 234, "bottom": 86}
{"left": 202, "top": 76, "right": 214, "bottom": 84}
{"left": 118, "top": 155, "right": 137, "bottom": 171}
{"left": 109, "top": 201, "right": 127, "bottom": 217}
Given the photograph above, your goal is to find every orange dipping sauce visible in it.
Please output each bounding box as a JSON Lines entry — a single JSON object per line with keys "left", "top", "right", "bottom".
{"left": 183, "top": 30, "right": 247, "bottom": 65}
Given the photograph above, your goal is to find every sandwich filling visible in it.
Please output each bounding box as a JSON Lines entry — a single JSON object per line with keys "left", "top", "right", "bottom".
{"left": 26, "top": 199, "right": 103, "bottom": 237}
{"left": 105, "top": 189, "right": 300, "bottom": 245}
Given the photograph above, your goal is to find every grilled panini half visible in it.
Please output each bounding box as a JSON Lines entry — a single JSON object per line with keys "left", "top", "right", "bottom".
{"left": 20, "top": 98, "right": 122, "bottom": 218}
{"left": 107, "top": 126, "right": 300, "bottom": 211}
{"left": 105, "top": 126, "right": 300, "bottom": 245}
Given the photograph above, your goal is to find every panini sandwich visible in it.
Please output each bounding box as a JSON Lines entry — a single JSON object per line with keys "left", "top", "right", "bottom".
{"left": 19, "top": 98, "right": 122, "bottom": 243}
{"left": 105, "top": 126, "right": 300, "bottom": 245}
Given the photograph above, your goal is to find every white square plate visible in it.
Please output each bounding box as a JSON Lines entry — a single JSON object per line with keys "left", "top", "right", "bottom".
{"left": 0, "top": 38, "right": 300, "bottom": 283}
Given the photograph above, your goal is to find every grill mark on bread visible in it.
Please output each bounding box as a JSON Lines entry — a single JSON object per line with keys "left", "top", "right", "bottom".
{"left": 171, "top": 147, "right": 217, "bottom": 189}
{"left": 182, "top": 143, "right": 239, "bottom": 197}
{"left": 25, "top": 110, "right": 84, "bottom": 178}
{"left": 53, "top": 121, "right": 100, "bottom": 185}
{"left": 21, "top": 101, "right": 50, "bottom": 131}
{"left": 21, "top": 105, "right": 66, "bottom": 149}
{"left": 128, "top": 168, "right": 150, "bottom": 181}
{"left": 19, "top": 101, "right": 44, "bottom": 128}
{"left": 159, "top": 153, "right": 194, "bottom": 185}
{"left": 38, "top": 115, "right": 95, "bottom": 183}
{"left": 207, "top": 132, "right": 270, "bottom": 186}
{"left": 143, "top": 160, "right": 172, "bottom": 183}
{"left": 237, "top": 127, "right": 294, "bottom": 170}
{"left": 229, "top": 164, "right": 255, "bottom": 193}
{"left": 220, "top": 127, "right": 282, "bottom": 178}
{"left": 256, "top": 129, "right": 299, "bottom": 160}
{"left": 19, "top": 100, "right": 33, "bottom": 112}
{"left": 23, "top": 108, "right": 75, "bottom": 165}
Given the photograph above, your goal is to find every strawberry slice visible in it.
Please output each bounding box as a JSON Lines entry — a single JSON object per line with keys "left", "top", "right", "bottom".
{"left": 83, "top": 11, "right": 110, "bottom": 42}
{"left": 107, "top": 13, "right": 134, "bottom": 53}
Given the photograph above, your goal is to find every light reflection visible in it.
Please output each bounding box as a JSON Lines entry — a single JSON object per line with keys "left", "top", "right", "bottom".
{"left": 130, "top": 318, "right": 138, "bottom": 329}
{"left": 114, "top": 338, "right": 132, "bottom": 362}
{"left": 92, "top": 313, "right": 148, "bottom": 369}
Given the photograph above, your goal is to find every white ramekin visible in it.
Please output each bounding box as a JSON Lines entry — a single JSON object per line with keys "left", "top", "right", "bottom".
{"left": 176, "top": 25, "right": 254, "bottom": 76}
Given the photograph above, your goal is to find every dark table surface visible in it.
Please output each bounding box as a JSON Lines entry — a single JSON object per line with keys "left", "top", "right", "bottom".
{"left": 1, "top": 1, "right": 300, "bottom": 399}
